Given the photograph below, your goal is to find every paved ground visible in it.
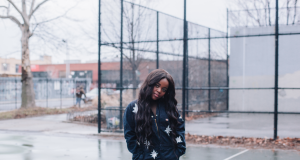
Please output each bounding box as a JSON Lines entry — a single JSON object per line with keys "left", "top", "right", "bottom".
{"left": 0, "top": 114, "right": 97, "bottom": 135}
{"left": 1, "top": 113, "right": 299, "bottom": 138}
{"left": 186, "top": 113, "right": 300, "bottom": 138}
{"left": 0, "top": 113, "right": 299, "bottom": 159}
{"left": 0, "top": 98, "right": 80, "bottom": 111}
{"left": 0, "top": 132, "right": 299, "bottom": 160}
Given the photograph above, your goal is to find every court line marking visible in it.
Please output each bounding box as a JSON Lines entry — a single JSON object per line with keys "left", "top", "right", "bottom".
{"left": 223, "top": 149, "right": 249, "bottom": 160}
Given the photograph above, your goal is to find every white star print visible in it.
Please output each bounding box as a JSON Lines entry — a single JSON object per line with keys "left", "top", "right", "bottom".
{"left": 179, "top": 116, "right": 184, "bottom": 121}
{"left": 132, "top": 103, "right": 138, "bottom": 114}
{"left": 165, "top": 125, "right": 172, "bottom": 136}
{"left": 144, "top": 140, "right": 150, "bottom": 149}
{"left": 137, "top": 141, "right": 140, "bottom": 145}
{"left": 176, "top": 136, "right": 182, "bottom": 143}
{"left": 150, "top": 149, "right": 158, "bottom": 159}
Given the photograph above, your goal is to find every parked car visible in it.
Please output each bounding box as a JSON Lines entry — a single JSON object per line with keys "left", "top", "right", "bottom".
{"left": 83, "top": 88, "right": 97, "bottom": 103}
{"left": 83, "top": 88, "right": 118, "bottom": 103}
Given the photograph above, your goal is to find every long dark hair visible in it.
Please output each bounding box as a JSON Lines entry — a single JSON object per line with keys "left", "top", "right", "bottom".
{"left": 135, "top": 69, "right": 179, "bottom": 147}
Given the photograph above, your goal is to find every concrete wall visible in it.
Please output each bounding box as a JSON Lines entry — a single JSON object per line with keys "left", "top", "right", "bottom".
{"left": 229, "top": 25, "right": 300, "bottom": 112}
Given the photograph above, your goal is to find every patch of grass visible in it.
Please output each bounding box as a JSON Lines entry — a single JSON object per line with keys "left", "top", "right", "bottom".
{"left": 0, "top": 106, "right": 97, "bottom": 120}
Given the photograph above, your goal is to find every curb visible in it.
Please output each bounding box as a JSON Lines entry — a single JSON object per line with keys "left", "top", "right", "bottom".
{"left": 93, "top": 132, "right": 124, "bottom": 137}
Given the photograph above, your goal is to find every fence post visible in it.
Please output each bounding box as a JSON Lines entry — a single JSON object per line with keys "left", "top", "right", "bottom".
{"left": 15, "top": 78, "right": 17, "bottom": 109}
{"left": 156, "top": 11, "right": 159, "bottom": 69}
{"left": 119, "top": 0, "right": 124, "bottom": 130}
{"left": 274, "top": 0, "right": 279, "bottom": 140}
{"left": 60, "top": 79, "right": 62, "bottom": 109}
{"left": 182, "top": 0, "right": 187, "bottom": 122}
{"left": 186, "top": 22, "right": 189, "bottom": 116}
{"left": 208, "top": 28, "right": 211, "bottom": 112}
{"left": 98, "top": 0, "right": 102, "bottom": 133}
{"left": 226, "top": 8, "right": 229, "bottom": 111}
{"left": 46, "top": 78, "right": 48, "bottom": 108}
{"left": 73, "top": 79, "right": 76, "bottom": 106}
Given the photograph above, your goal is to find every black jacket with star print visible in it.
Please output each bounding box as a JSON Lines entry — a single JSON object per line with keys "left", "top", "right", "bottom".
{"left": 124, "top": 100, "right": 186, "bottom": 160}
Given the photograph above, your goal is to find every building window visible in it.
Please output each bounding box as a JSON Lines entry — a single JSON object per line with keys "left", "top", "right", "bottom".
{"left": 16, "top": 64, "right": 19, "bottom": 73}
{"left": 2, "top": 63, "right": 9, "bottom": 71}
{"left": 59, "top": 71, "right": 66, "bottom": 78}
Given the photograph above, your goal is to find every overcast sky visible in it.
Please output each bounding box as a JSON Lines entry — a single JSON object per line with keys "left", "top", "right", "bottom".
{"left": 0, "top": 0, "right": 232, "bottom": 63}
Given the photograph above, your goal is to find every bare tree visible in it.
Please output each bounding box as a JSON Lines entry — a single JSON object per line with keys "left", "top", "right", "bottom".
{"left": 230, "top": 0, "right": 299, "bottom": 27}
{"left": 0, "top": 0, "right": 77, "bottom": 108}
{"left": 99, "top": 0, "right": 156, "bottom": 98}
{"left": 287, "top": 0, "right": 292, "bottom": 25}
{"left": 292, "top": 0, "right": 298, "bottom": 24}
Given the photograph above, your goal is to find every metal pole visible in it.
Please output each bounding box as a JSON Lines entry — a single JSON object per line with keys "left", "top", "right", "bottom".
{"left": 60, "top": 79, "right": 62, "bottom": 109}
{"left": 156, "top": 11, "right": 159, "bottom": 69}
{"left": 274, "top": 0, "right": 279, "bottom": 140}
{"left": 186, "top": 23, "right": 189, "bottom": 116}
{"left": 46, "top": 78, "right": 48, "bottom": 108}
{"left": 73, "top": 79, "right": 75, "bottom": 106}
{"left": 66, "top": 42, "right": 70, "bottom": 78}
{"left": 119, "top": 0, "right": 124, "bottom": 130}
{"left": 98, "top": 0, "right": 102, "bottom": 133}
{"left": 182, "top": 0, "right": 187, "bottom": 122}
{"left": 15, "top": 78, "right": 17, "bottom": 109}
{"left": 62, "top": 39, "right": 70, "bottom": 79}
{"left": 226, "top": 8, "right": 229, "bottom": 111}
{"left": 208, "top": 28, "right": 211, "bottom": 112}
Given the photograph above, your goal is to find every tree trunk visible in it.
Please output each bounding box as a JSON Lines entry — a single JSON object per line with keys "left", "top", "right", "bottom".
{"left": 21, "top": 25, "right": 36, "bottom": 108}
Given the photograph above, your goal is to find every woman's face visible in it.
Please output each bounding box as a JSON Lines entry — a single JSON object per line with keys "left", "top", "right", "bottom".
{"left": 152, "top": 78, "right": 169, "bottom": 101}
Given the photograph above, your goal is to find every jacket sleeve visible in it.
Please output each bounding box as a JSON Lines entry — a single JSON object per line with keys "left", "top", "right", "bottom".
{"left": 123, "top": 103, "right": 139, "bottom": 155}
{"left": 175, "top": 112, "right": 186, "bottom": 157}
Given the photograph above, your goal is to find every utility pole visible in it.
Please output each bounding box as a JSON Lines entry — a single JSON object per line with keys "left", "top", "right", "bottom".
{"left": 62, "top": 39, "right": 70, "bottom": 78}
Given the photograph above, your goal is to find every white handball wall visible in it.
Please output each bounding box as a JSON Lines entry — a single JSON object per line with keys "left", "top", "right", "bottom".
{"left": 229, "top": 25, "right": 300, "bottom": 112}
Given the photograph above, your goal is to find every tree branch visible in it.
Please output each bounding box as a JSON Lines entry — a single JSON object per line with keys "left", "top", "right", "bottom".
{"left": 0, "top": 6, "right": 8, "bottom": 9}
{"left": 30, "top": 1, "right": 80, "bottom": 38}
{"left": 0, "top": 15, "right": 21, "bottom": 27}
{"left": 29, "top": 0, "right": 35, "bottom": 15}
{"left": 292, "top": 0, "right": 298, "bottom": 24}
{"left": 7, "top": 0, "right": 29, "bottom": 25}
{"left": 29, "top": 0, "right": 49, "bottom": 19}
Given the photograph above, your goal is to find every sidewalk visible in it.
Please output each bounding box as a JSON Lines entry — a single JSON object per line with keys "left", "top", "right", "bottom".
{"left": 0, "top": 98, "right": 74, "bottom": 104}
{"left": 1, "top": 113, "right": 299, "bottom": 138}
{"left": 0, "top": 114, "right": 121, "bottom": 137}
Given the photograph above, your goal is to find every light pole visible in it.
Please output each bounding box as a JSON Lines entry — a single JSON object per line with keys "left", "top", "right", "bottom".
{"left": 62, "top": 40, "right": 70, "bottom": 78}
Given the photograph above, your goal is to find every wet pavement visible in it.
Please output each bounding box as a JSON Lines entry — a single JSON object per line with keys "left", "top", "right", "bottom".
{"left": 0, "top": 112, "right": 299, "bottom": 139}
{"left": 0, "top": 98, "right": 75, "bottom": 112}
{"left": 186, "top": 113, "right": 300, "bottom": 138}
{"left": 0, "top": 114, "right": 97, "bottom": 135}
{"left": 0, "top": 113, "right": 299, "bottom": 139}
{"left": 0, "top": 113, "right": 299, "bottom": 159}
{"left": 0, "top": 132, "right": 299, "bottom": 160}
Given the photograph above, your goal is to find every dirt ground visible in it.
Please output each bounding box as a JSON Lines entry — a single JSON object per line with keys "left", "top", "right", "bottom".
{"left": 0, "top": 106, "right": 97, "bottom": 120}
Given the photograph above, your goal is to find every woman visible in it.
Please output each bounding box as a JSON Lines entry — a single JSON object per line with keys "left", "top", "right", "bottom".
{"left": 124, "top": 69, "right": 186, "bottom": 160}
{"left": 75, "top": 86, "right": 86, "bottom": 107}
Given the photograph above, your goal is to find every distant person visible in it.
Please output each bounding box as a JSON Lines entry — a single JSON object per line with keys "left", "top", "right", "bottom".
{"left": 75, "top": 87, "right": 86, "bottom": 107}
{"left": 124, "top": 69, "right": 186, "bottom": 160}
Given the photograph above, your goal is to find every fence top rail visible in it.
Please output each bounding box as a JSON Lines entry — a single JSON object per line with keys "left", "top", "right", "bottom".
{"left": 122, "top": 0, "right": 224, "bottom": 33}
{"left": 101, "top": 32, "right": 300, "bottom": 45}
{"left": 0, "top": 77, "right": 92, "bottom": 81}
{"left": 228, "top": 6, "right": 300, "bottom": 12}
